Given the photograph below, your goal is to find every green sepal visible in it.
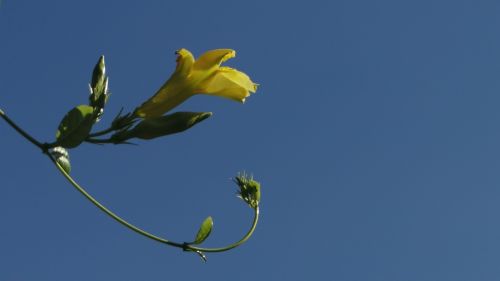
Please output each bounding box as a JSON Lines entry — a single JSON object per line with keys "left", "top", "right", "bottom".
{"left": 55, "top": 105, "right": 95, "bottom": 148}
{"left": 193, "top": 216, "right": 213, "bottom": 245}
{"left": 112, "top": 112, "right": 212, "bottom": 142}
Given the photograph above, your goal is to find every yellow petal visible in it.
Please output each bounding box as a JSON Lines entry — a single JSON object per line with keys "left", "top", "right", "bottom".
{"left": 193, "top": 49, "right": 235, "bottom": 71}
{"left": 134, "top": 50, "right": 196, "bottom": 118}
{"left": 197, "top": 67, "right": 258, "bottom": 102}
{"left": 175, "top": 48, "right": 194, "bottom": 77}
{"left": 134, "top": 48, "right": 257, "bottom": 118}
{"left": 135, "top": 87, "right": 194, "bottom": 118}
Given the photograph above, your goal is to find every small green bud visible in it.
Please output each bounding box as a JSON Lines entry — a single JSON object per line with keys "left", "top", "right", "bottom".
{"left": 234, "top": 173, "right": 261, "bottom": 208}
{"left": 112, "top": 112, "right": 212, "bottom": 142}
{"left": 91, "top": 55, "right": 105, "bottom": 89}
{"left": 89, "top": 56, "right": 109, "bottom": 120}
{"left": 50, "top": 146, "right": 71, "bottom": 173}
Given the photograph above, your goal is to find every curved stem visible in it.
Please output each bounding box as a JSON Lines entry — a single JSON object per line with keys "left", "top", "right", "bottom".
{"left": 186, "top": 207, "right": 259, "bottom": 253}
{"left": 47, "top": 153, "right": 259, "bottom": 254}
{"left": 1, "top": 107, "right": 260, "bottom": 257}
{"left": 46, "top": 153, "right": 185, "bottom": 249}
{"left": 0, "top": 109, "right": 46, "bottom": 151}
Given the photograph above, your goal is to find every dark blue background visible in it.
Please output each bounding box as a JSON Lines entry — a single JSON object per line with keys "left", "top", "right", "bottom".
{"left": 1, "top": 0, "right": 500, "bottom": 280}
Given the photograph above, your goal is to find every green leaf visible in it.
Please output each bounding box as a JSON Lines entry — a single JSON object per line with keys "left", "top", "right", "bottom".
{"left": 193, "top": 216, "right": 213, "bottom": 245}
{"left": 56, "top": 105, "right": 95, "bottom": 148}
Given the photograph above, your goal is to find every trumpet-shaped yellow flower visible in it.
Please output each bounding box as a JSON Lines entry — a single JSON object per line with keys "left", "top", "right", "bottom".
{"left": 135, "top": 48, "right": 258, "bottom": 118}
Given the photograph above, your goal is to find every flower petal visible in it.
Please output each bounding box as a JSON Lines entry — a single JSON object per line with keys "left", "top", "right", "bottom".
{"left": 134, "top": 50, "right": 196, "bottom": 118}
{"left": 193, "top": 49, "right": 235, "bottom": 71}
{"left": 135, "top": 87, "right": 194, "bottom": 118}
{"left": 197, "top": 67, "right": 258, "bottom": 102}
{"left": 175, "top": 48, "right": 194, "bottom": 77}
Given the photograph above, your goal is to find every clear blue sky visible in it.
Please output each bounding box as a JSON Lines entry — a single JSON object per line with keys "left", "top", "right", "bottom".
{"left": 1, "top": 0, "right": 500, "bottom": 280}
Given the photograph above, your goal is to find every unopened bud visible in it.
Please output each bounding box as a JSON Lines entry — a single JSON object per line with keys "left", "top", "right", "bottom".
{"left": 234, "top": 173, "right": 261, "bottom": 208}
{"left": 91, "top": 56, "right": 105, "bottom": 89}
{"left": 112, "top": 112, "right": 212, "bottom": 142}
{"left": 50, "top": 146, "right": 71, "bottom": 173}
{"left": 89, "top": 56, "right": 109, "bottom": 120}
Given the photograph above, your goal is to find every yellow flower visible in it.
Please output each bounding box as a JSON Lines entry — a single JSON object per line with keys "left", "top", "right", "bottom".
{"left": 135, "top": 48, "right": 258, "bottom": 118}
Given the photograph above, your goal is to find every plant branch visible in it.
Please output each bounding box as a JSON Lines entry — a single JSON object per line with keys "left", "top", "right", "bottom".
{"left": 85, "top": 137, "right": 116, "bottom": 144}
{"left": 87, "top": 126, "right": 115, "bottom": 138}
{"left": 87, "top": 109, "right": 137, "bottom": 139}
{"left": 0, "top": 109, "right": 46, "bottom": 151}
{"left": 48, "top": 153, "right": 260, "bottom": 255}
{"left": 47, "top": 153, "right": 186, "bottom": 248}
{"left": 1, "top": 107, "right": 260, "bottom": 258}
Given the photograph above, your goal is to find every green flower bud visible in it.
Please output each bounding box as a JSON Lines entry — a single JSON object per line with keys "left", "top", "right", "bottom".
{"left": 50, "top": 146, "right": 71, "bottom": 173}
{"left": 89, "top": 56, "right": 109, "bottom": 120}
{"left": 234, "top": 173, "right": 261, "bottom": 209}
{"left": 112, "top": 112, "right": 212, "bottom": 142}
{"left": 91, "top": 55, "right": 105, "bottom": 90}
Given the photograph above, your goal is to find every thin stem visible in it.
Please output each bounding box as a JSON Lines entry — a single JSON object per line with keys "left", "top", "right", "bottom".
{"left": 0, "top": 109, "right": 46, "bottom": 151}
{"left": 85, "top": 138, "right": 137, "bottom": 146}
{"left": 187, "top": 207, "right": 259, "bottom": 253}
{"left": 85, "top": 137, "right": 115, "bottom": 144}
{"left": 49, "top": 152, "right": 259, "bottom": 253}
{"left": 47, "top": 153, "right": 185, "bottom": 248}
{"left": 1, "top": 107, "right": 260, "bottom": 256}
{"left": 87, "top": 127, "right": 115, "bottom": 138}
{"left": 87, "top": 109, "right": 136, "bottom": 139}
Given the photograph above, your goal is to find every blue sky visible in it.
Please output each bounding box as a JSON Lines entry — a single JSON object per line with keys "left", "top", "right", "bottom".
{"left": 1, "top": 0, "right": 500, "bottom": 280}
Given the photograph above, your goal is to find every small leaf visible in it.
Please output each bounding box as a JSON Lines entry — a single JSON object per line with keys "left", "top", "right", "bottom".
{"left": 193, "top": 216, "right": 213, "bottom": 245}
{"left": 56, "top": 105, "right": 95, "bottom": 148}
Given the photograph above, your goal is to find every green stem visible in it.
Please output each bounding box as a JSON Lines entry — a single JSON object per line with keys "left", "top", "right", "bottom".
{"left": 186, "top": 207, "right": 259, "bottom": 253}
{"left": 85, "top": 137, "right": 136, "bottom": 146}
{"left": 87, "top": 110, "right": 136, "bottom": 139}
{"left": 1, "top": 107, "right": 260, "bottom": 257}
{"left": 85, "top": 137, "right": 115, "bottom": 144}
{"left": 0, "top": 109, "right": 46, "bottom": 151}
{"left": 87, "top": 126, "right": 115, "bottom": 138}
{"left": 47, "top": 153, "right": 185, "bottom": 248}
{"left": 49, "top": 153, "right": 259, "bottom": 253}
